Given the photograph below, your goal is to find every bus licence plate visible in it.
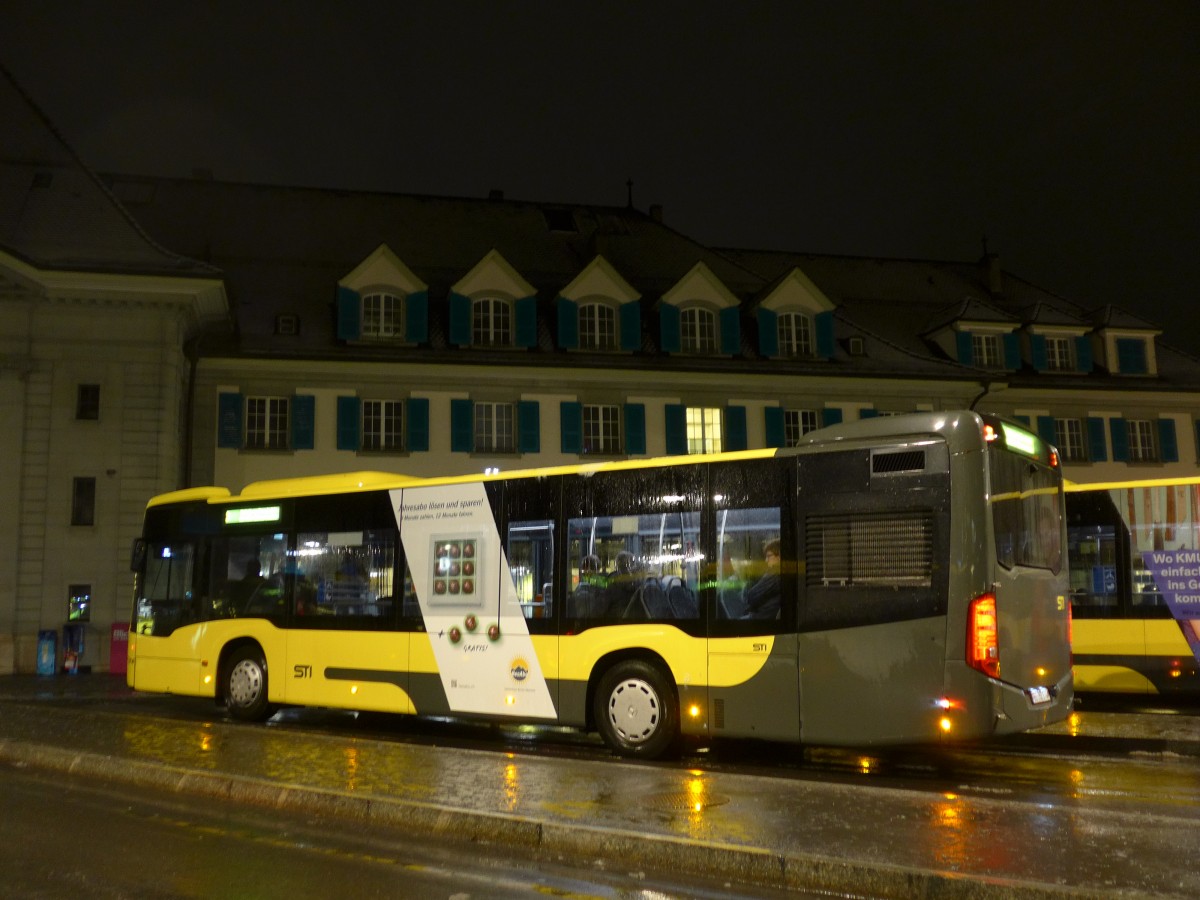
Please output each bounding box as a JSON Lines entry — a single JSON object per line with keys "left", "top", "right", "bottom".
{"left": 1026, "top": 686, "right": 1051, "bottom": 705}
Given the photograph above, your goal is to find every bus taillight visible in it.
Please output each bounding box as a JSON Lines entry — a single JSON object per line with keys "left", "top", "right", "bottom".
{"left": 968, "top": 593, "right": 1000, "bottom": 679}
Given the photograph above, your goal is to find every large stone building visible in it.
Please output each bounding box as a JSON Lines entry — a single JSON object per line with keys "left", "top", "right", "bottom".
{"left": 3, "top": 64, "right": 1198, "bottom": 673}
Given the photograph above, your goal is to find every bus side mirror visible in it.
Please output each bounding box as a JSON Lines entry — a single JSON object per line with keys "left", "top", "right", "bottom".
{"left": 130, "top": 539, "right": 146, "bottom": 573}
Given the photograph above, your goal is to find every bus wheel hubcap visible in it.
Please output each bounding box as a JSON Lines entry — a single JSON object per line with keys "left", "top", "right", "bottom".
{"left": 229, "top": 660, "right": 262, "bottom": 706}
{"left": 609, "top": 679, "right": 659, "bottom": 743}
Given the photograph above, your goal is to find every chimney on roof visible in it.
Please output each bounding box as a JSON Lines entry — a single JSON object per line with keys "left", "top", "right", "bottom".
{"left": 649, "top": 204, "right": 663, "bottom": 223}
{"left": 979, "top": 238, "right": 1003, "bottom": 297}
{"left": 488, "top": 189, "right": 504, "bottom": 200}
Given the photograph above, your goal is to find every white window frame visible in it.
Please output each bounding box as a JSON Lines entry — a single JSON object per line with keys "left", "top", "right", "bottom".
{"left": 972, "top": 333, "right": 1002, "bottom": 368}
{"left": 362, "top": 399, "right": 405, "bottom": 452}
{"left": 475, "top": 401, "right": 515, "bottom": 453}
{"left": 1127, "top": 419, "right": 1158, "bottom": 462}
{"left": 245, "top": 396, "right": 289, "bottom": 450}
{"left": 473, "top": 297, "right": 512, "bottom": 347}
{"left": 579, "top": 303, "right": 617, "bottom": 350}
{"left": 685, "top": 406, "right": 722, "bottom": 454}
{"left": 1054, "top": 417, "right": 1087, "bottom": 462}
{"left": 362, "top": 292, "right": 404, "bottom": 339}
{"left": 778, "top": 312, "right": 814, "bottom": 358}
{"left": 784, "top": 408, "right": 820, "bottom": 447}
{"left": 582, "top": 403, "right": 622, "bottom": 454}
{"left": 680, "top": 307, "right": 717, "bottom": 353}
{"left": 1045, "top": 336, "right": 1075, "bottom": 372}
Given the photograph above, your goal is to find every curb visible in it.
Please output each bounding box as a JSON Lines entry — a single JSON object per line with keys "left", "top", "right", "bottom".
{"left": 0, "top": 737, "right": 1147, "bottom": 900}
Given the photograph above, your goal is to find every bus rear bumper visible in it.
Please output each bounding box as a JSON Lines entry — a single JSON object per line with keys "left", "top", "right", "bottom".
{"left": 994, "top": 669, "right": 1074, "bottom": 733}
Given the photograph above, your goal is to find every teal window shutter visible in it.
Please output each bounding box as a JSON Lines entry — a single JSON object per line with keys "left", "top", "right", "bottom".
{"left": 517, "top": 400, "right": 540, "bottom": 452}
{"left": 336, "top": 286, "right": 361, "bottom": 341}
{"left": 405, "top": 291, "right": 428, "bottom": 343}
{"left": 560, "top": 401, "right": 582, "bottom": 453}
{"left": 1159, "top": 419, "right": 1179, "bottom": 463}
{"left": 557, "top": 297, "right": 579, "bottom": 350}
{"left": 1036, "top": 415, "right": 1056, "bottom": 446}
{"left": 406, "top": 397, "right": 429, "bottom": 452}
{"left": 764, "top": 407, "right": 785, "bottom": 448}
{"left": 336, "top": 396, "right": 360, "bottom": 451}
{"left": 821, "top": 407, "right": 843, "bottom": 426}
{"left": 619, "top": 301, "right": 641, "bottom": 351}
{"left": 450, "top": 399, "right": 473, "bottom": 452}
{"left": 719, "top": 307, "right": 741, "bottom": 355}
{"left": 1110, "top": 418, "right": 1130, "bottom": 462}
{"left": 860, "top": 408, "right": 879, "bottom": 419}
{"left": 1030, "top": 334, "right": 1047, "bottom": 371}
{"left": 664, "top": 403, "right": 687, "bottom": 455}
{"left": 660, "top": 304, "right": 681, "bottom": 353}
{"left": 1075, "top": 336, "right": 1093, "bottom": 373}
{"left": 815, "top": 311, "right": 835, "bottom": 359}
{"left": 1116, "top": 338, "right": 1148, "bottom": 374}
{"left": 291, "top": 395, "right": 315, "bottom": 450}
{"left": 757, "top": 308, "right": 779, "bottom": 358}
{"left": 515, "top": 296, "right": 538, "bottom": 348}
{"left": 624, "top": 403, "right": 646, "bottom": 455}
{"left": 1003, "top": 333, "right": 1021, "bottom": 369}
{"left": 1087, "top": 418, "right": 1108, "bottom": 461}
{"left": 217, "top": 392, "right": 243, "bottom": 448}
{"left": 449, "top": 293, "right": 471, "bottom": 346}
{"left": 956, "top": 331, "right": 974, "bottom": 365}
{"left": 1014, "top": 415, "right": 1031, "bottom": 427}
{"left": 725, "top": 405, "right": 747, "bottom": 451}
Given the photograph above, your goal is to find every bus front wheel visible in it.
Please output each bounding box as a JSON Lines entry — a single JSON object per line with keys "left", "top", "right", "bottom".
{"left": 225, "top": 646, "right": 273, "bottom": 721}
{"left": 594, "top": 660, "right": 679, "bottom": 759}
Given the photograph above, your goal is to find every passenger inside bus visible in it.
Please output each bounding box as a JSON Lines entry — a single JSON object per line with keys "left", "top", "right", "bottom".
{"left": 741, "top": 538, "right": 782, "bottom": 619}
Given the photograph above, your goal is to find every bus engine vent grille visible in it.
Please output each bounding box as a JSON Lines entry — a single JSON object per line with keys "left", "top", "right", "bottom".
{"left": 713, "top": 698, "right": 725, "bottom": 729}
{"left": 806, "top": 510, "right": 934, "bottom": 587}
{"left": 871, "top": 449, "right": 926, "bottom": 474}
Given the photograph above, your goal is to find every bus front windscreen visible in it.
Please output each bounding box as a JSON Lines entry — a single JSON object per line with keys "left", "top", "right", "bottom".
{"left": 990, "top": 449, "right": 1063, "bottom": 573}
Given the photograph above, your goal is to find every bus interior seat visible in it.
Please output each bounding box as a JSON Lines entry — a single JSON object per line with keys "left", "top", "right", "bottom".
{"left": 719, "top": 589, "right": 748, "bottom": 619}
{"left": 639, "top": 578, "right": 673, "bottom": 618}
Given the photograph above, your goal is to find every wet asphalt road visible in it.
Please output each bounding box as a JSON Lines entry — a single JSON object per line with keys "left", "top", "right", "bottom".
{"left": 2, "top": 675, "right": 1200, "bottom": 899}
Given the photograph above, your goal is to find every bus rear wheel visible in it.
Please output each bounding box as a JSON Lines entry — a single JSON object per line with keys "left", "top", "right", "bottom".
{"left": 594, "top": 660, "right": 679, "bottom": 759}
{"left": 225, "top": 646, "right": 273, "bottom": 721}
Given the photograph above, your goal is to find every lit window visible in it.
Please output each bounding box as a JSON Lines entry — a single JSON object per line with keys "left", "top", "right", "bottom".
{"left": 362, "top": 293, "right": 404, "bottom": 339}
{"left": 362, "top": 400, "right": 404, "bottom": 451}
{"left": 582, "top": 404, "right": 622, "bottom": 454}
{"left": 68, "top": 584, "right": 91, "bottom": 622}
{"left": 778, "top": 313, "right": 814, "bottom": 358}
{"left": 475, "top": 402, "right": 515, "bottom": 452}
{"left": 579, "top": 303, "right": 617, "bottom": 350}
{"left": 473, "top": 298, "right": 512, "bottom": 346}
{"left": 784, "top": 409, "right": 820, "bottom": 447}
{"left": 245, "top": 396, "right": 289, "bottom": 450}
{"left": 680, "top": 308, "right": 716, "bottom": 353}
{"left": 685, "top": 406, "right": 722, "bottom": 454}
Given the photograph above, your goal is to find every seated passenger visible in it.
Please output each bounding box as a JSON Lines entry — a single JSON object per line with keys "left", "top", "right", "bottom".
{"left": 742, "top": 538, "right": 782, "bottom": 619}
{"left": 605, "top": 551, "right": 641, "bottom": 616}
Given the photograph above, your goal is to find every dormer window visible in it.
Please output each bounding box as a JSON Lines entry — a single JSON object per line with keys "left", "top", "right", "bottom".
{"left": 473, "top": 297, "right": 513, "bottom": 346}
{"left": 1044, "top": 336, "right": 1074, "bottom": 371}
{"left": 579, "top": 302, "right": 617, "bottom": 350}
{"left": 778, "top": 312, "right": 814, "bottom": 358}
{"left": 362, "top": 292, "right": 403, "bottom": 339}
{"left": 680, "top": 307, "right": 717, "bottom": 353}
{"left": 1115, "top": 337, "right": 1149, "bottom": 374}
{"left": 972, "top": 333, "right": 1002, "bottom": 368}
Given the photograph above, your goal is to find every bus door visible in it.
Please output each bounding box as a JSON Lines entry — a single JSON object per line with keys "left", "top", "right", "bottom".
{"left": 705, "top": 461, "right": 800, "bottom": 743}
{"left": 283, "top": 528, "right": 413, "bottom": 713}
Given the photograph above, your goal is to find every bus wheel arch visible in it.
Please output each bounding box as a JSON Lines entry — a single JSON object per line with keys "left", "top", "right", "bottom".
{"left": 219, "top": 640, "right": 276, "bottom": 722}
{"left": 591, "top": 652, "right": 680, "bottom": 759}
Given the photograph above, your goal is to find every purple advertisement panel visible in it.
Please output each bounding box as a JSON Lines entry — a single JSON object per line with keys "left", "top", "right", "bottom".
{"left": 1140, "top": 550, "right": 1200, "bottom": 659}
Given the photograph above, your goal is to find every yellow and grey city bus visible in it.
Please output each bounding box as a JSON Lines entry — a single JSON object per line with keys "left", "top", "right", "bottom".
{"left": 1066, "top": 477, "right": 1200, "bottom": 696}
{"left": 127, "top": 410, "right": 1072, "bottom": 758}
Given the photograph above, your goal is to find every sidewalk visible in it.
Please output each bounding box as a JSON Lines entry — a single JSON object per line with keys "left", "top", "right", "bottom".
{"left": 2, "top": 675, "right": 1198, "bottom": 899}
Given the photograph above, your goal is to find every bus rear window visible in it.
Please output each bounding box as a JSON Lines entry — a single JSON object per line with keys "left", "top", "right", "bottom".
{"left": 990, "top": 449, "right": 1062, "bottom": 573}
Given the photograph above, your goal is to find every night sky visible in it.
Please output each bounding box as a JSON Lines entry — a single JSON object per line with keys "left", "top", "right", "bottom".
{"left": 5, "top": 2, "right": 1198, "bottom": 348}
